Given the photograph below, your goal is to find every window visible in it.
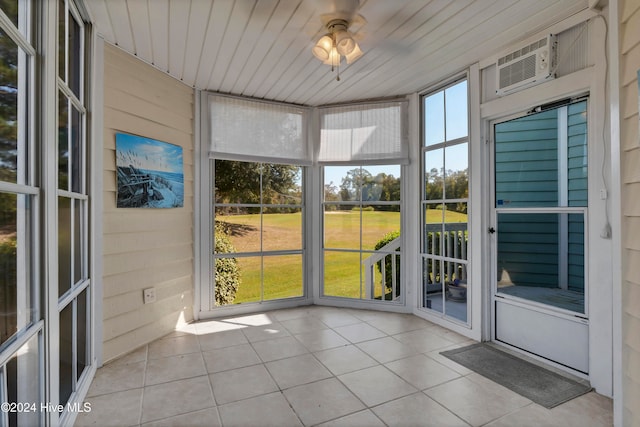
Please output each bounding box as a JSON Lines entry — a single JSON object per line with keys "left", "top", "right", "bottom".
{"left": 0, "top": 2, "right": 43, "bottom": 426}
{"left": 213, "top": 160, "right": 304, "bottom": 305}
{"left": 323, "top": 165, "right": 401, "bottom": 300}
{"left": 57, "top": 0, "right": 90, "bottom": 412}
{"left": 421, "top": 79, "right": 470, "bottom": 323}
{"left": 318, "top": 100, "right": 407, "bottom": 302}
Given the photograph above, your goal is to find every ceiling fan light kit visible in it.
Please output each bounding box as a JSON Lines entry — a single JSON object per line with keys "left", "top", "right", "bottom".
{"left": 312, "top": 18, "right": 362, "bottom": 81}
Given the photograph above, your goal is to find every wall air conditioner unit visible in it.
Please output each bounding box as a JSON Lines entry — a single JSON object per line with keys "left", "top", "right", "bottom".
{"left": 496, "top": 34, "right": 557, "bottom": 96}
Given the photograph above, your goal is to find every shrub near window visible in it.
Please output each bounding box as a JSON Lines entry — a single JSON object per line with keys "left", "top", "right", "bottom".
{"left": 375, "top": 230, "right": 401, "bottom": 298}
{"left": 214, "top": 223, "right": 240, "bottom": 306}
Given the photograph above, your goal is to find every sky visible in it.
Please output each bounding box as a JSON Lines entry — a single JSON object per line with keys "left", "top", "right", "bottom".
{"left": 116, "top": 133, "right": 183, "bottom": 174}
{"left": 324, "top": 81, "right": 469, "bottom": 187}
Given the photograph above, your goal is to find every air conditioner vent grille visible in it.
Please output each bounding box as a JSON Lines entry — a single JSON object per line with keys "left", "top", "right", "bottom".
{"left": 499, "top": 54, "right": 537, "bottom": 89}
{"left": 498, "top": 38, "right": 547, "bottom": 66}
{"left": 495, "top": 34, "right": 556, "bottom": 96}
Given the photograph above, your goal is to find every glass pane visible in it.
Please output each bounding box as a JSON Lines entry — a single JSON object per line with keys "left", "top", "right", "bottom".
{"left": 59, "top": 302, "right": 73, "bottom": 405}
{"left": 324, "top": 166, "right": 364, "bottom": 202}
{"left": 444, "top": 143, "right": 468, "bottom": 200}
{"left": 361, "top": 207, "right": 400, "bottom": 251}
{"left": 323, "top": 251, "right": 361, "bottom": 298}
{"left": 567, "top": 101, "right": 588, "bottom": 207}
{"left": 423, "top": 257, "right": 443, "bottom": 312}
{"left": 442, "top": 219, "right": 468, "bottom": 263}
{"left": 424, "top": 149, "right": 443, "bottom": 200}
{"left": 6, "top": 332, "right": 41, "bottom": 427}
{"left": 0, "top": 193, "right": 33, "bottom": 345}
{"left": 496, "top": 212, "right": 584, "bottom": 313}
{"left": 58, "top": 93, "right": 69, "bottom": 190}
{"left": 0, "top": 0, "right": 19, "bottom": 28}
{"left": 263, "top": 255, "right": 303, "bottom": 300}
{"left": 364, "top": 165, "right": 401, "bottom": 202}
{"left": 58, "top": 196, "right": 71, "bottom": 297}
{"left": 445, "top": 80, "right": 468, "bottom": 140}
{"left": 445, "top": 279, "right": 467, "bottom": 323}
{"left": 76, "top": 289, "right": 87, "bottom": 381}
{"left": 0, "top": 192, "right": 17, "bottom": 344}
{"left": 214, "top": 208, "right": 260, "bottom": 253}
{"left": 212, "top": 256, "right": 241, "bottom": 306}
{"left": 324, "top": 206, "right": 360, "bottom": 250}
{"left": 0, "top": 29, "right": 20, "bottom": 184}
{"left": 424, "top": 91, "right": 444, "bottom": 146}
{"left": 68, "top": 10, "right": 82, "bottom": 97}
{"left": 71, "top": 105, "right": 82, "bottom": 193}
{"left": 423, "top": 204, "right": 443, "bottom": 254}
{"left": 495, "top": 109, "right": 559, "bottom": 208}
{"left": 73, "top": 199, "right": 82, "bottom": 284}
{"left": 58, "top": 0, "right": 65, "bottom": 79}
{"left": 214, "top": 160, "right": 260, "bottom": 204}
{"left": 262, "top": 164, "right": 302, "bottom": 205}
{"left": 229, "top": 256, "right": 261, "bottom": 304}
{"left": 262, "top": 208, "right": 302, "bottom": 251}
{"left": 363, "top": 249, "right": 400, "bottom": 301}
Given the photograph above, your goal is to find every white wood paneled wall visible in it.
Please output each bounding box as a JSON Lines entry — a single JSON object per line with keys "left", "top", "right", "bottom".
{"left": 101, "top": 44, "right": 195, "bottom": 362}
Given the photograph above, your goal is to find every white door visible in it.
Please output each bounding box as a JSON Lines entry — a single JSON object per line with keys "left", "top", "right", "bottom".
{"left": 491, "top": 99, "right": 589, "bottom": 373}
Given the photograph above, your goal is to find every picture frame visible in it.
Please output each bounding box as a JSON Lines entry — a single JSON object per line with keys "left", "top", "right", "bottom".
{"left": 115, "top": 132, "right": 184, "bottom": 208}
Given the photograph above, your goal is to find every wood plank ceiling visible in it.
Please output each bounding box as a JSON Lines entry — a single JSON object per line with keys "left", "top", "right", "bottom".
{"left": 85, "top": 0, "right": 588, "bottom": 106}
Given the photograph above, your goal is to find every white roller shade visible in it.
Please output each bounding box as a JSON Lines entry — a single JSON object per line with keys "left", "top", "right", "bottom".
{"left": 317, "top": 100, "right": 408, "bottom": 165}
{"left": 208, "top": 94, "right": 310, "bottom": 165}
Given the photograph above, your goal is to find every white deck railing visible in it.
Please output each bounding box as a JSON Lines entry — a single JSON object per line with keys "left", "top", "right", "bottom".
{"left": 363, "top": 237, "right": 401, "bottom": 301}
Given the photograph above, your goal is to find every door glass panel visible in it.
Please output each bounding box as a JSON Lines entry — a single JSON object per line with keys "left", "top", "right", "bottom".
{"left": 494, "top": 105, "right": 590, "bottom": 208}
{"left": 496, "top": 212, "right": 585, "bottom": 314}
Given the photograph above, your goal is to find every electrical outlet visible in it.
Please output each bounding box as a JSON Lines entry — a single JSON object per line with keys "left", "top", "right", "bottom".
{"left": 143, "top": 287, "right": 156, "bottom": 304}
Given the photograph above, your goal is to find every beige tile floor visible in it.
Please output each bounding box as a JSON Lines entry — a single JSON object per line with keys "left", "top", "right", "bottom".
{"left": 75, "top": 306, "right": 613, "bottom": 427}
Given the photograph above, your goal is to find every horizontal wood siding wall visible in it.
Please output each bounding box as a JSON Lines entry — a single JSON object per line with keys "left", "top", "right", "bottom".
{"left": 620, "top": 0, "right": 640, "bottom": 424}
{"left": 102, "top": 44, "right": 194, "bottom": 362}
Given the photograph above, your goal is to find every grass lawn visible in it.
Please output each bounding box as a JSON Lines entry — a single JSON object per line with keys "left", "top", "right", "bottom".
{"left": 216, "top": 208, "right": 467, "bottom": 303}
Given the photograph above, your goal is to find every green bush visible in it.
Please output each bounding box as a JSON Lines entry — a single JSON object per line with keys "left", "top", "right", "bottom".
{"left": 214, "top": 223, "right": 240, "bottom": 306}
{"left": 374, "top": 231, "right": 401, "bottom": 298}
{"left": 351, "top": 206, "right": 375, "bottom": 212}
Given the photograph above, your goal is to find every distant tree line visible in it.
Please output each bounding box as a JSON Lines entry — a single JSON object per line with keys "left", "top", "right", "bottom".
{"left": 324, "top": 168, "right": 400, "bottom": 212}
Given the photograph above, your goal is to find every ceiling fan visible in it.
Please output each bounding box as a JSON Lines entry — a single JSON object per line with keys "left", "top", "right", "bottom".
{"left": 310, "top": 0, "right": 367, "bottom": 80}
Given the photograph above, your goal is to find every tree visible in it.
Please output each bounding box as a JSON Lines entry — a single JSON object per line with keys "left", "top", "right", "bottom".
{"left": 340, "top": 168, "right": 372, "bottom": 202}
{"left": 214, "top": 160, "right": 300, "bottom": 209}
{"left": 0, "top": 16, "right": 19, "bottom": 225}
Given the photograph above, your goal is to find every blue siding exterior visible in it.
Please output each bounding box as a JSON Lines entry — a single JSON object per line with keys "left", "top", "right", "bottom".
{"left": 495, "top": 101, "right": 587, "bottom": 297}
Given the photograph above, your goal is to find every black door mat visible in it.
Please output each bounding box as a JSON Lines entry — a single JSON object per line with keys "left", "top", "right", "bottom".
{"left": 440, "top": 343, "right": 592, "bottom": 408}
